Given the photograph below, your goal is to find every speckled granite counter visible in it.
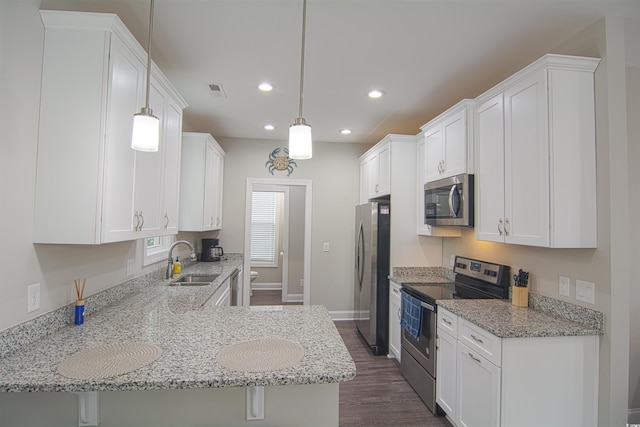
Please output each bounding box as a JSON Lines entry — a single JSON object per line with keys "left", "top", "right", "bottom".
{"left": 438, "top": 298, "right": 603, "bottom": 338}
{"left": 0, "top": 257, "right": 355, "bottom": 393}
{"left": 388, "top": 266, "right": 454, "bottom": 284}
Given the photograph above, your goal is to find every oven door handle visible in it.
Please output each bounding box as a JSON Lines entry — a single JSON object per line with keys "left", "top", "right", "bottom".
{"left": 420, "top": 301, "right": 435, "bottom": 312}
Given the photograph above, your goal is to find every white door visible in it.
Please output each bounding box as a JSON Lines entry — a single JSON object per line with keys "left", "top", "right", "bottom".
{"left": 442, "top": 110, "right": 467, "bottom": 178}
{"left": 162, "top": 99, "right": 183, "bottom": 235}
{"left": 424, "top": 126, "right": 443, "bottom": 182}
{"left": 436, "top": 330, "right": 457, "bottom": 419}
{"left": 457, "top": 343, "right": 501, "bottom": 427}
{"left": 504, "top": 71, "right": 549, "bottom": 246}
{"left": 475, "top": 94, "right": 505, "bottom": 243}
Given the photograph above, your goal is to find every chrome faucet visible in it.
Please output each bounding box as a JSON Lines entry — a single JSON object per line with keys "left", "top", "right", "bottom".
{"left": 166, "top": 240, "right": 197, "bottom": 279}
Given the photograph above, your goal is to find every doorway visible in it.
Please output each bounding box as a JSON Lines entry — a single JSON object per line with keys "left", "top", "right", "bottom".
{"left": 243, "top": 178, "right": 312, "bottom": 307}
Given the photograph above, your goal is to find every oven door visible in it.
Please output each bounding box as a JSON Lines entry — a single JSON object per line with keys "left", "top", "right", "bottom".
{"left": 400, "top": 291, "right": 436, "bottom": 377}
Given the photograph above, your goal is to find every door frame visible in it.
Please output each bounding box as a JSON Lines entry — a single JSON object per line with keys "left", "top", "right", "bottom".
{"left": 243, "top": 178, "right": 312, "bottom": 306}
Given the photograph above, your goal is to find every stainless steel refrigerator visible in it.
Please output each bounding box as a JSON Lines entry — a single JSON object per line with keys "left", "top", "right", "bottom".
{"left": 354, "top": 201, "right": 391, "bottom": 355}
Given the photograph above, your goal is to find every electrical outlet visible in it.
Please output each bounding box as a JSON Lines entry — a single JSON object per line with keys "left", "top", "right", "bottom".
{"left": 300, "top": 278, "right": 304, "bottom": 288}
{"left": 322, "top": 242, "right": 330, "bottom": 252}
{"left": 126, "top": 258, "right": 135, "bottom": 276}
{"left": 576, "top": 280, "right": 595, "bottom": 304}
{"left": 559, "top": 276, "right": 570, "bottom": 297}
{"left": 27, "top": 283, "right": 40, "bottom": 313}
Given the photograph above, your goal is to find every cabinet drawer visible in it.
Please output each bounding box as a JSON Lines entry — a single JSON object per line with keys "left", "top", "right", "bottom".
{"left": 437, "top": 307, "right": 458, "bottom": 338}
{"left": 390, "top": 281, "right": 402, "bottom": 301}
{"left": 459, "top": 318, "right": 502, "bottom": 366}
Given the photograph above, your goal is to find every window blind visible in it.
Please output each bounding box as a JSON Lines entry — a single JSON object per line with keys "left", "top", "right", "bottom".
{"left": 251, "top": 192, "right": 278, "bottom": 265}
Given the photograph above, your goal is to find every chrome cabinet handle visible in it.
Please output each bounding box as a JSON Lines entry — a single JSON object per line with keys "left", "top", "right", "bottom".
{"left": 470, "top": 334, "right": 484, "bottom": 344}
{"left": 164, "top": 213, "right": 169, "bottom": 228}
{"left": 504, "top": 218, "right": 510, "bottom": 236}
{"left": 498, "top": 218, "right": 504, "bottom": 236}
{"left": 138, "top": 211, "right": 144, "bottom": 230}
{"left": 392, "top": 287, "right": 399, "bottom": 294}
{"left": 397, "top": 307, "right": 401, "bottom": 319}
{"left": 443, "top": 318, "right": 452, "bottom": 325}
{"left": 469, "top": 353, "right": 482, "bottom": 363}
{"left": 134, "top": 211, "right": 140, "bottom": 231}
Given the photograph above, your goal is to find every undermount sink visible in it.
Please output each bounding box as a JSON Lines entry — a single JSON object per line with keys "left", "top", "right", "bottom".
{"left": 168, "top": 274, "right": 220, "bottom": 286}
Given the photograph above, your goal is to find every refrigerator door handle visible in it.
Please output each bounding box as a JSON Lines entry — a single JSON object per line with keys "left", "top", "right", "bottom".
{"left": 357, "top": 222, "right": 365, "bottom": 290}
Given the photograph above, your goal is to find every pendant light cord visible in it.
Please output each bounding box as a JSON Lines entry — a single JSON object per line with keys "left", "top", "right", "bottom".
{"left": 144, "top": 0, "right": 155, "bottom": 111}
{"left": 297, "top": 0, "right": 307, "bottom": 120}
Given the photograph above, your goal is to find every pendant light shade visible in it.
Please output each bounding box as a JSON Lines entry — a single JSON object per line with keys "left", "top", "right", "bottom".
{"left": 132, "top": 108, "right": 160, "bottom": 152}
{"left": 289, "top": 118, "right": 312, "bottom": 159}
{"left": 288, "top": 0, "right": 312, "bottom": 160}
{"left": 131, "top": 0, "right": 159, "bottom": 152}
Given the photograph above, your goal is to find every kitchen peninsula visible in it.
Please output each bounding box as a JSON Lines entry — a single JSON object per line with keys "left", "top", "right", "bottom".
{"left": 0, "top": 256, "right": 355, "bottom": 427}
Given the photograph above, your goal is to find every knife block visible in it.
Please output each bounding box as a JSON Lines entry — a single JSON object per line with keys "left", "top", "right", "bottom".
{"left": 512, "top": 286, "right": 529, "bottom": 307}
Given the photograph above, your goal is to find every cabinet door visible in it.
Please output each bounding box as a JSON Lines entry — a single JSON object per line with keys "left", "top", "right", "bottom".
{"left": 133, "top": 80, "right": 166, "bottom": 238}
{"left": 442, "top": 110, "right": 467, "bottom": 178}
{"left": 388, "top": 282, "right": 402, "bottom": 361}
{"left": 475, "top": 94, "right": 506, "bottom": 243}
{"left": 359, "top": 158, "right": 369, "bottom": 204}
{"left": 367, "top": 152, "right": 380, "bottom": 197}
{"left": 504, "top": 71, "right": 549, "bottom": 246}
{"left": 203, "top": 140, "right": 217, "bottom": 230}
{"left": 376, "top": 144, "right": 391, "bottom": 196}
{"left": 416, "top": 139, "right": 429, "bottom": 234}
{"left": 436, "top": 328, "right": 457, "bottom": 419}
{"left": 424, "top": 126, "right": 443, "bottom": 183}
{"left": 212, "top": 148, "right": 224, "bottom": 229}
{"left": 162, "top": 98, "right": 183, "bottom": 235}
{"left": 101, "top": 35, "right": 146, "bottom": 243}
{"left": 457, "top": 343, "right": 501, "bottom": 427}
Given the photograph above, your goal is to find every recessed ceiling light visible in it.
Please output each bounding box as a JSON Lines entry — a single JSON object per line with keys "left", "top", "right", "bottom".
{"left": 258, "top": 82, "right": 273, "bottom": 92}
{"left": 264, "top": 124, "right": 275, "bottom": 130}
{"left": 339, "top": 129, "right": 352, "bottom": 135}
{"left": 368, "top": 89, "right": 384, "bottom": 99}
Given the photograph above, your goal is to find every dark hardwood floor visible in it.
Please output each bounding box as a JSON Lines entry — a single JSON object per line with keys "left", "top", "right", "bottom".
{"left": 249, "top": 289, "right": 302, "bottom": 306}
{"left": 248, "top": 294, "right": 451, "bottom": 426}
{"left": 335, "top": 321, "right": 453, "bottom": 427}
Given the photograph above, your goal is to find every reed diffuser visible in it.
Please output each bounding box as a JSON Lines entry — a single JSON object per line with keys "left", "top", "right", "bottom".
{"left": 74, "top": 279, "right": 86, "bottom": 325}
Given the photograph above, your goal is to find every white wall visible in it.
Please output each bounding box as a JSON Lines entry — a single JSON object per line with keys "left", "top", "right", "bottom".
{"left": 627, "top": 65, "right": 640, "bottom": 418}
{"left": 214, "top": 138, "right": 367, "bottom": 314}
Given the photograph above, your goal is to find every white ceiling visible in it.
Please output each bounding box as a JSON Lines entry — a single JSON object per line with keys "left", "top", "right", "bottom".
{"left": 40, "top": 0, "right": 640, "bottom": 145}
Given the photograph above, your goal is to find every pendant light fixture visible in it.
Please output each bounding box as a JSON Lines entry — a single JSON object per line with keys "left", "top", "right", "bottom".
{"left": 288, "top": 0, "right": 312, "bottom": 160}
{"left": 131, "top": 0, "right": 160, "bottom": 152}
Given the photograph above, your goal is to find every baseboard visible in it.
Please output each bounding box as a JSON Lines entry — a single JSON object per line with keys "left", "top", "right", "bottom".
{"left": 329, "top": 311, "right": 356, "bottom": 321}
{"left": 251, "top": 283, "right": 282, "bottom": 291}
{"left": 629, "top": 408, "right": 640, "bottom": 423}
{"left": 286, "top": 294, "right": 303, "bottom": 303}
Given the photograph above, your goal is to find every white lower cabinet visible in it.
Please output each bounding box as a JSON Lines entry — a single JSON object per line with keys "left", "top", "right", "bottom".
{"left": 436, "top": 307, "right": 599, "bottom": 427}
{"left": 204, "top": 279, "right": 231, "bottom": 308}
{"left": 388, "top": 281, "right": 402, "bottom": 361}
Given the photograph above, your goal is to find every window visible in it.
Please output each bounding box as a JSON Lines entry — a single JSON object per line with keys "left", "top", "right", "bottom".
{"left": 143, "top": 235, "right": 174, "bottom": 266}
{"left": 251, "top": 191, "right": 281, "bottom": 267}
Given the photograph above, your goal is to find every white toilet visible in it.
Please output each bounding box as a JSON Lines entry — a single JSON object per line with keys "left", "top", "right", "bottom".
{"left": 250, "top": 271, "right": 258, "bottom": 296}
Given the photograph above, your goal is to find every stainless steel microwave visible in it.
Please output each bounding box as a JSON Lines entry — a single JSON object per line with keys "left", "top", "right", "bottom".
{"left": 424, "top": 173, "right": 474, "bottom": 227}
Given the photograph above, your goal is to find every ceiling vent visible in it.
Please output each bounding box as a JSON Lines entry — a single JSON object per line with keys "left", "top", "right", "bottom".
{"left": 208, "top": 83, "right": 227, "bottom": 98}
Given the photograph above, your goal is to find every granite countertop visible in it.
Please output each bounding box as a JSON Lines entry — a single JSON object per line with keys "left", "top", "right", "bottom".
{"left": 0, "top": 257, "right": 355, "bottom": 393}
{"left": 388, "top": 266, "right": 454, "bottom": 284}
{"left": 438, "top": 299, "right": 603, "bottom": 338}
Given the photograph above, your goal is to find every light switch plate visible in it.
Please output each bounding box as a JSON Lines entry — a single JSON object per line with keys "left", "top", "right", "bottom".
{"left": 575, "top": 280, "right": 595, "bottom": 304}
{"left": 322, "top": 242, "right": 330, "bottom": 252}
{"left": 559, "top": 276, "right": 570, "bottom": 297}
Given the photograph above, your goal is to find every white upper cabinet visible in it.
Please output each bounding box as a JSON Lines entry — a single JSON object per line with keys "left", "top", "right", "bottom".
{"left": 179, "top": 133, "right": 225, "bottom": 232}
{"left": 360, "top": 141, "right": 391, "bottom": 201}
{"left": 34, "top": 11, "right": 187, "bottom": 244}
{"left": 416, "top": 135, "right": 461, "bottom": 237}
{"left": 475, "top": 54, "right": 599, "bottom": 248}
{"left": 420, "top": 99, "right": 474, "bottom": 183}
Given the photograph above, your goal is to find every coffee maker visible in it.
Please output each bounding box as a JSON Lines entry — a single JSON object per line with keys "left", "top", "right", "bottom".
{"left": 201, "top": 238, "right": 224, "bottom": 262}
